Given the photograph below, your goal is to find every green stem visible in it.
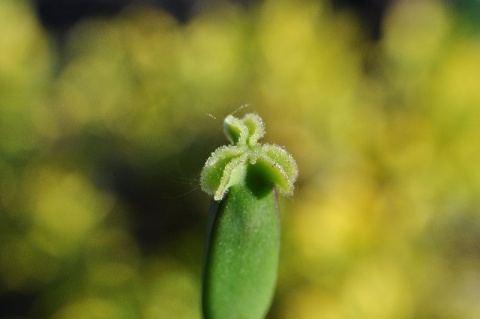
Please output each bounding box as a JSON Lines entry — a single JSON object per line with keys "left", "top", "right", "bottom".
{"left": 202, "top": 184, "right": 280, "bottom": 319}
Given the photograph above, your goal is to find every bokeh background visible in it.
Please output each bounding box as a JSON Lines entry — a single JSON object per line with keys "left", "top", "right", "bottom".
{"left": 1, "top": 0, "right": 480, "bottom": 318}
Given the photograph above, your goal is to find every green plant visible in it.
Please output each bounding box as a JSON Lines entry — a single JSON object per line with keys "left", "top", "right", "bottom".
{"left": 200, "top": 113, "right": 298, "bottom": 319}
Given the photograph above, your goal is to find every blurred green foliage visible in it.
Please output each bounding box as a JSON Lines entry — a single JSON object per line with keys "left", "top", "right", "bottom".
{"left": 0, "top": 0, "right": 479, "bottom": 318}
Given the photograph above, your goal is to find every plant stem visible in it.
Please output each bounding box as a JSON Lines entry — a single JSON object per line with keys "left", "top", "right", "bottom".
{"left": 202, "top": 183, "right": 280, "bottom": 319}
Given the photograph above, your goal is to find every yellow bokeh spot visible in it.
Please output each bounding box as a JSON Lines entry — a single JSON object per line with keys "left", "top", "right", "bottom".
{"left": 52, "top": 298, "right": 123, "bottom": 319}
{"left": 23, "top": 166, "right": 114, "bottom": 257}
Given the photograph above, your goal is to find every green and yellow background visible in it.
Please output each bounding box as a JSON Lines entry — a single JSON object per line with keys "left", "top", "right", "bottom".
{"left": 1, "top": 0, "right": 480, "bottom": 318}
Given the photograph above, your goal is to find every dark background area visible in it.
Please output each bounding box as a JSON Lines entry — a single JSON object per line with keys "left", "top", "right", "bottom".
{"left": 35, "top": 0, "right": 393, "bottom": 37}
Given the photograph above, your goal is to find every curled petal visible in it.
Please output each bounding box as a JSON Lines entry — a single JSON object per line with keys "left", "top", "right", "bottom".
{"left": 260, "top": 144, "right": 298, "bottom": 195}
{"left": 224, "top": 115, "right": 248, "bottom": 145}
{"left": 213, "top": 153, "right": 249, "bottom": 201}
{"left": 200, "top": 146, "right": 245, "bottom": 197}
{"left": 242, "top": 113, "right": 265, "bottom": 147}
